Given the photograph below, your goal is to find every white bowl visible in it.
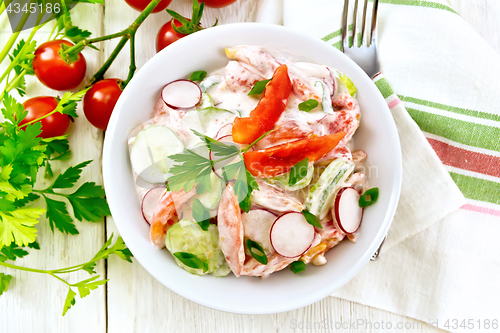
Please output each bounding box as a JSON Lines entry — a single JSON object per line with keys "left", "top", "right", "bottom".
{"left": 103, "top": 23, "right": 402, "bottom": 314}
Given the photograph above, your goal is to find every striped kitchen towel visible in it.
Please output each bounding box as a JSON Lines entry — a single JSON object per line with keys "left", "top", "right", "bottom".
{"left": 283, "top": 0, "right": 500, "bottom": 331}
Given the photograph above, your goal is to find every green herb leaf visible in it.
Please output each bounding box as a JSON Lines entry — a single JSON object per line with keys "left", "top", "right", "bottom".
{"left": 43, "top": 197, "right": 79, "bottom": 235}
{"left": 192, "top": 129, "right": 240, "bottom": 158}
{"left": 302, "top": 209, "right": 322, "bottom": 229}
{"left": 64, "top": 26, "right": 92, "bottom": 44}
{"left": 74, "top": 275, "right": 108, "bottom": 298}
{"left": 246, "top": 239, "right": 268, "bottom": 265}
{"left": 359, "top": 187, "right": 379, "bottom": 207}
{"left": 288, "top": 158, "right": 309, "bottom": 186}
{"left": 191, "top": 198, "right": 210, "bottom": 231}
{"left": 90, "top": 234, "right": 133, "bottom": 263}
{"left": 167, "top": 149, "right": 213, "bottom": 193}
{"left": 298, "top": 99, "right": 319, "bottom": 112}
{"left": 0, "top": 273, "right": 13, "bottom": 296}
{"left": 27, "top": 241, "right": 40, "bottom": 250}
{"left": 1, "top": 92, "right": 28, "bottom": 128}
{"left": 173, "top": 252, "right": 208, "bottom": 272}
{"left": 0, "top": 207, "right": 44, "bottom": 247}
{"left": 62, "top": 287, "right": 76, "bottom": 316}
{"left": 290, "top": 260, "right": 306, "bottom": 274}
{"left": 248, "top": 79, "right": 270, "bottom": 96}
{"left": 67, "top": 182, "right": 110, "bottom": 222}
{"left": 189, "top": 71, "right": 207, "bottom": 81}
{"left": 58, "top": 90, "right": 88, "bottom": 118}
{"left": 0, "top": 242, "right": 29, "bottom": 262}
{"left": 51, "top": 160, "right": 91, "bottom": 189}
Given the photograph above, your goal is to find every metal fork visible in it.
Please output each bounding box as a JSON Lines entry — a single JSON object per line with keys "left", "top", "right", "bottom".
{"left": 341, "top": 0, "right": 385, "bottom": 260}
{"left": 342, "top": 0, "right": 380, "bottom": 78}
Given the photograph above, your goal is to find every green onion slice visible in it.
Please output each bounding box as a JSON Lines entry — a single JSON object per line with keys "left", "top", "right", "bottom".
{"left": 359, "top": 187, "right": 379, "bottom": 207}
{"left": 173, "top": 252, "right": 208, "bottom": 272}
{"left": 288, "top": 158, "right": 309, "bottom": 186}
{"left": 302, "top": 210, "right": 322, "bottom": 229}
{"left": 189, "top": 70, "right": 207, "bottom": 81}
{"left": 290, "top": 261, "right": 306, "bottom": 274}
{"left": 248, "top": 79, "right": 271, "bottom": 96}
{"left": 246, "top": 239, "right": 268, "bottom": 265}
{"left": 298, "top": 99, "right": 319, "bottom": 112}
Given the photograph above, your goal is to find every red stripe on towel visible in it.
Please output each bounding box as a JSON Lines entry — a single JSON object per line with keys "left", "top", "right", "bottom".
{"left": 427, "top": 138, "right": 500, "bottom": 178}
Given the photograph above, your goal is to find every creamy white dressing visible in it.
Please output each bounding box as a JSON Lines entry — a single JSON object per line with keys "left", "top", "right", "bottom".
{"left": 131, "top": 45, "right": 367, "bottom": 254}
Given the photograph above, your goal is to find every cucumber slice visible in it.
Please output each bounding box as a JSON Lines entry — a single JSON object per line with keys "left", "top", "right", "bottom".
{"left": 268, "top": 162, "right": 314, "bottom": 191}
{"left": 181, "top": 107, "right": 237, "bottom": 138}
{"left": 210, "top": 262, "right": 231, "bottom": 277}
{"left": 130, "top": 125, "right": 184, "bottom": 184}
{"left": 198, "top": 93, "right": 215, "bottom": 109}
{"left": 304, "top": 159, "right": 354, "bottom": 220}
{"left": 199, "top": 75, "right": 221, "bottom": 93}
{"left": 339, "top": 73, "right": 357, "bottom": 97}
{"left": 165, "top": 220, "right": 227, "bottom": 276}
{"left": 315, "top": 81, "right": 334, "bottom": 115}
{"left": 195, "top": 172, "right": 225, "bottom": 210}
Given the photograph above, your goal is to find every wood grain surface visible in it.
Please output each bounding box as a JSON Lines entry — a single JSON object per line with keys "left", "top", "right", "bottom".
{"left": 0, "top": 0, "right": 498, "bottom": 332}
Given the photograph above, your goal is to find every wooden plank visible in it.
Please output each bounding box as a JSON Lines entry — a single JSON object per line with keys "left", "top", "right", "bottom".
{"left": 0, "top": 4, "right": 106, "bottom": 332}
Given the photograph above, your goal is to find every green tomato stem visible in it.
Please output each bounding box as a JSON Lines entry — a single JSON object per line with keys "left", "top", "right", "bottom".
{"left": 87, "top": 35, "right": 129, "bottom": 86}
{"left": 86, "top": 0, "right": 162, "bottom": 85}
{"left": 61, "top": 30, "right": 128, "bottom": 58}
{"left": 123, "top": 33, "right": 136, "bottom": 87}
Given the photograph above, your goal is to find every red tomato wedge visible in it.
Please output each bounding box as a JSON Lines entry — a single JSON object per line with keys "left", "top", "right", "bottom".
{"left": 232, "top": 64, "right": 292, "bottom": 144}
{"left": 243, "top": 132, "right": 346, "bottom": 178}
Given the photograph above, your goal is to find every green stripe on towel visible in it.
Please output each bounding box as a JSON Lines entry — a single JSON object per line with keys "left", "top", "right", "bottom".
{"left": 406, "top": 107, "right": 500, "bottom": 152}
{"left": 374, "top": 78, "right": 395, "bottom": 99}
{"left": 450, "top": 172, "right": 500, "bottom": 205}
{"left": 400, "top": 96, "right": 500, "bottom": 122}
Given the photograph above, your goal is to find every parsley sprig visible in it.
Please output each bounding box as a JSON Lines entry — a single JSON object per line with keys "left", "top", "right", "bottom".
{"left": 167, "top": 130, "right": 266, "bottom": 213}
{"left": 0, "top": 92, "right": 119, "bottom": 314}
{"left": 0, "top": 234, "right": 132, "bottom": 315}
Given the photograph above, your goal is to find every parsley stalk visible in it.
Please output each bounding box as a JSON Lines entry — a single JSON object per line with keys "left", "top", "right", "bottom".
{"left": 0, "top": 234, "right": 133, "bottom": 316}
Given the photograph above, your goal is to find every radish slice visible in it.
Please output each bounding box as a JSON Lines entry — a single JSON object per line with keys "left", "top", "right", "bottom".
{"left": 270, "top": 212, "right": 315, "bottom": 258}
{"left": 141, "top": 187, "right": 166, "bottom": 225}
{"left": 215, "top": 123, "right": 233, "bottom": 139}
{"left": 161, "top": 79, "right": 202, "bottom": 109}
{"left": 334, "top": 187, "right": 363, "bottom": 234}
{"left": 242, "top": 209, "right": 277, "bottom": 255}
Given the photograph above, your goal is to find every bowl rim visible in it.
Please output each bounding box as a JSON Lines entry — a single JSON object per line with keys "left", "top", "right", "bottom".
{"left": 103, "top": 22, "right": 402, "bottom": 314}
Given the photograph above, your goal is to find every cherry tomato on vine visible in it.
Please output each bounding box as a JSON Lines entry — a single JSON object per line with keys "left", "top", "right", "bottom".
{"left": 198, "top": 0, "right": 236, "bottom": 8}
{"left": 156, "top": 19, "right": 187, "bottom": 53}
{"left": 33, "top": 40, "right": 87, "bottom": 91}
{"left": 124, "top": 0, "right": 172, "bottom": 13}
{"left": 20, "top": 96, "right": 70, "bottom": 139}
{"left": 83, "top": 79, "right": 123, "bottom": 131}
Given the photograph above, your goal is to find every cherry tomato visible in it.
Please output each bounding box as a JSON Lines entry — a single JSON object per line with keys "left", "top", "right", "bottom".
{"left": 232, "top": 64, "right": 292, "bottom": 144}
{"left": 156, "top": 19, "right": 187, "bottom": 53}
{"left": 33, "top": 40, "right": 87, "bottom": 91}
{"left": 20, "top": 96, "right": 70, "bottom": 139}
{"left": 243, "top": 132, "right": 346, "bottom": 178}
{"left": 83, "top": 79, "right": 123, "bottom": 131}
{"left": 199, "top": 0, "right": 237, "bottom": 8}
{"left": 125, "top": 0, "right": 172, "bottom": 13}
